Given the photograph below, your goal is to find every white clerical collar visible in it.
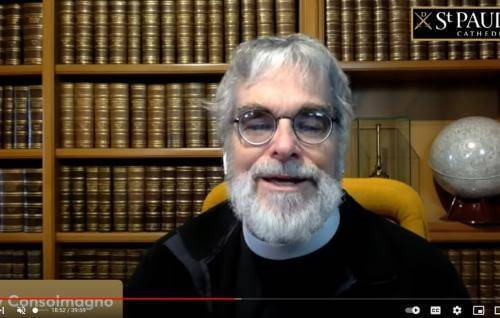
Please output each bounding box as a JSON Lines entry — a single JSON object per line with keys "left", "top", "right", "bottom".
{"left": 242, "top": 208, "right": 340, "bottom": 261}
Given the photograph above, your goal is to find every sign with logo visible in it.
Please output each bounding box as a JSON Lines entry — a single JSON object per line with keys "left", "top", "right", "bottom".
{"left": 412, "top": 7, "right": 500, "bottom": 40}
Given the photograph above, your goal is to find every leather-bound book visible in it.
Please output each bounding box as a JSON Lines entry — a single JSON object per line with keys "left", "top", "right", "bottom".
{"left": 109, "top": 0, "right": 127, "bottom": 64}
{"left": 28, "top": 85, "right": 43, "bottom": 149}
{"left": 145, "top": 166, "right": 162, "bottom": 231}
{"left": 94, "top": 83, "right": 110, "bottom": 148}
{"left": 22, "top": 2, "right": 43, "bottom": 65}
{"left": 208, "top": 0, "right": 224, "bottom": 63}
{"left": 75, "top": 0, "right": 93, "bottom": 64}
{"left": 112, "top": 166, "right": 128, "bottom": 231}
{"left": 147, "top": 84, "right": 166, "bottom": 148}
{"left": 24, "top": 167, "right": 42, "bottom": 233}
{"left": 166, "top": 83, "right": 184, "bottom": 148}
{"left": 110, "top": 83, "right": 129, "bottom": 148}
{"left": 161, "top": 0, "right": 176, "bottom": 64}
{"left": 60, "top": 83, "right": 75, "bottom": 148}
{"left": 184, "top": 83, "right": 206, "bottom": 148}
{"left": 94, "top": 0, "right": 109, "bottom": 64}
{"left": 86, "top": 166, "right": 99, "bottom": 231}
{"left": 71, "top": 166, "right": 86, "bottom": 232}
{"left": 127, "top": 166, "right": 145, "bottom": 232}
{"left": 176, "top": 165, "right": 193, "bottom": 228}
{"left": 275, "top": 0, "right": 296, "bottom": 36}
{"left": 177, "top": 0, "right": 194, "bottom": 63}
{"left": 59, "top": 0, "right": 75, "bottom": 64}
{"left": 130, "top": 84, "right": 147, "bottom": 148}
{"left": 98, "top": 166, "right": 112, "bottom": 231}
{"left": 161, "top": 166, "right": 176, "bottom": 232}
{"left": 142, "top": 0, "right": 161, "bottom": 64}
{"left": 74, "top": 83, "right": 94, "bottom": 148}
{"left": 224, "top": 0, "right": 240, "bottom": 62}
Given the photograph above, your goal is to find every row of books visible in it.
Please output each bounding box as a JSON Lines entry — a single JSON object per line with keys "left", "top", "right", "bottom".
{"left": 0, "top": 168, "right": 42, "bottom": 233}
{"left": 0, "top": 85, "right": 43, "bottom": 149}
{"left": 326, "top": 0, "right": 500, "bottom": 61}
{"left": 59, "top": 248, "right": 145, "bottom": 282}
{"left": 0, "top": 3, "right": 42, "bottom": 65}
{"left": 59, "top": 0, "right": 296, "bottom": 64}
{"left": 60, "top": 82, "right": 220, "bottom": 149}
{"left": 443, "top": 248, "right": 500, "bottom": 304}
{"left": 0, "top": 249, "right": 42, "bottom": 279}
{"left": 59, "top": 164, "right": 224, "bottom": 232}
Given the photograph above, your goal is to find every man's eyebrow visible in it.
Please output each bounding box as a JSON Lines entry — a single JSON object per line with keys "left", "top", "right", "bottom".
{"left": 236, "top": 103, "right": 334, "bottom": 115}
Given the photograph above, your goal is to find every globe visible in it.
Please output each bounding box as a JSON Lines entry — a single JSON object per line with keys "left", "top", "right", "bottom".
{"left": 429, "top": 116, "right": 500, "bottom": 199}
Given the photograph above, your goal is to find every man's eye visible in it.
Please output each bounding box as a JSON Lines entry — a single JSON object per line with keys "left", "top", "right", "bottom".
{"left": 246, "top": 121, "right": 272, "bottom": 131}
{"left": 297, "top": 120, "right": 324, "bottom": 132}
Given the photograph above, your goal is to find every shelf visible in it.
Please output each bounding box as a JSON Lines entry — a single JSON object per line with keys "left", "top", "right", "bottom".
{"left": 0, "top": 233, "right": 43, "bottom": 243}
{"left": 56, "top": 64, "right": 227, "bottom": 75}
{"left": 57, "top": 232, "right": 165, "bottom": 243}
{"left": 56, "top": 148, "right": 223, "bottom": 159}
{"left": 428, "top": 220, "right": 500, "bottom": 243}
{"left": 0, "top": 65, "right": 42, "bottom": 76}
{"left": 0, "top": 149, "right": 43, "bottom": 159}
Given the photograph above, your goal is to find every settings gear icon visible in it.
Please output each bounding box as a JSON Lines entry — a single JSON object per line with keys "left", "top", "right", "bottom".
{"left": 452, "top": 305, "right": 462, "bottom": 316}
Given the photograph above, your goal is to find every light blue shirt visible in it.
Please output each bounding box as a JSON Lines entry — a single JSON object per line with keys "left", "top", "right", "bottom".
{"left": 243, "top": 208, "right": 340, "bottom": 260}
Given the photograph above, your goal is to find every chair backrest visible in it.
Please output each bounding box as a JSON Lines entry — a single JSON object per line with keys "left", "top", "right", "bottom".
{"left": 201, "top": 178, "right": 428, "bottom": 240}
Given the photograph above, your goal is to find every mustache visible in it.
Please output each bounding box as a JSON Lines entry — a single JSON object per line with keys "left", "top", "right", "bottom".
{"left": 249, "top": 160, "right": 321, "bottom": 181}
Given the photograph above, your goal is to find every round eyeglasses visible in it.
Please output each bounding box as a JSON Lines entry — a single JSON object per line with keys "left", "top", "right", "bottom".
{"left": 233, "top": 108, "right": 336, "bottom": 146}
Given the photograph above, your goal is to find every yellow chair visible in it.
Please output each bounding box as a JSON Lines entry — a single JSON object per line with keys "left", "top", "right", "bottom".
{"left": 202, "top": 178, "right": 428, "bottom": 240}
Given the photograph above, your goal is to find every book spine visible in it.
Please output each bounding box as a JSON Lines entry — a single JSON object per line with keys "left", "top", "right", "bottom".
{"left": 60, "top": 0, "right": 75, "bottom": 64}
{"left": 462, "top": 0, "right": 478, "bottom": 59}
{"left": 98, "top": 166, "right": 112, "bottom": 231}
{"left": 130, "top": 84, "right": 147, "bottom": 148}
{"left": 110, "top": 0, "right": 127, "bottom": 64}
{"left": 24, "top": 168, "right": 42, "bottom": 233}
{"left": 389, "top": 0, "right": 410, "bottom": 61}
{"left": 184, "top": 83, "right": 206, "bottom": 148}
{"left": 85, "top": 166, "right": 99, "bottom": 231}
{"left": 60, "top": 83, "right": 75, "bottom": 148}
{"left": 94, "top": 0, "right": 109, "bottom": 64}
{"left": 325, "top": 0, "right": 341, "bottom": 59}
{"left": 74, "top": 83, "right": 94, "bottom": 148}
{"left": 110, "top": 249, "right": 126, "bottom": 281}
{"left": 224, "top": 0, "right": 240, "bottom": 62}
{"left": 142, "top": 0, "right": 161, "bottom": 64}
{"left": 275, "top": 0, "right": 296, "bottom": 36}
{"left": 208, "top": 0, "right": 223, "bottom": 63}
{"left": 461, "top": 248, "right": 478, "bottom": 298}
{"left": 374, "top": 0, "right": 389, "bottom": 61}
{"left": 26, "top": 249, "right": 42, "bottom": 279}
{"left": 71, "top": 166, "right": 86, "bottom": 232}
{"left": 145, "top": 166, "right": 162, "bottom": 231}
{"left": 147, "top": 84, "right": 166, "bottom": 148}
{"left": 206, "top": 83, "right": 221, "bottom": 147}
{"left": 166, "top": 83, "right": 184, "bottom": 148}
{"left": 177, "top": 0, "right": 194, "bottom": 63}
{"left": 11, "top": 250, "right": 26, "bottom": 279}
{"left": 4, "top": 4, "right": 22, "bottom": 65}
{"left": 478, "top": 0, "right": 496, "bottom": 59}
{"left": 21, "top": 2, "right": 43, "bottom": 65}
{"left": 28, "top": 85, "right": 43, "bottom": 149}
{"left": 194, "top": 0, "right": 208, "bottom": 63}
{"left": 96, "top": 249, "right": 110, "bottom": 279}
{"left": 75, "top": 248, "right": 96, "bottom": 279}
{"left": 59, "top": 166, "right": 72, "bottom": 232}
{"left": 341, "top": 0, "right": 354, "bottom": 61}
{"left": 494, "top": 249, "right": 500, "bottom": 304}
{"left": 176, "top": 166, "right": 192, "bottom": 228}
{"left": 126, "top": 249, "right": 143, "bottom": 282}
{"left": 110, "top": 83, "right": 129, "bottom": 148}
{"left": 479, "top": 249, "right": 494, "bottom": 308}
{"left": 112, "top": 166, "right": 128, "bottom": 231}
{"left": 0, "top": 250, "right": 13, "bottom": 279}
{"left": 94, "top": 83, "right": 110, "bottom": 148}
{"left": 0, "top": 5, "right": 4, "bottom": 64}
{"left": 428, "top": 0, "right": 447, "bottom": 60}
{"left": 127, "top": 0, "right": 141, "bottom": 64}
{"left": 206, "top": 165, "right": 224, "bottom": 192}
{"left": 0, "top": 168, "right": 24, "bottom": 232}
{"left": 2, "top": 86, "right": 14, "bottom": 148}
{"left": 257, "top": 0, "right": 274, "bottom": 37}
{"left": 127, "top": 166, "right": 144, "bottom": 232}
{"left": 59, "top": 249, "right": 76, "bottom": 279}
{"left": 241, "top": 0, "right": 256, "bottom": 42}
{"left": 354, "top": 0, "right": 373, "bottom": 61}
{"left": 14, "top": 86, "right": 29, "bottom": 149}
{"left": 0, "top": 86, "right": 3, "bottom": 146}
{"left": 161, "top": 0, "right": 176, "bottom": 64}
{"left": 192, "top": 166, "right": 206, "bottom": 217}
{"left": 75, "top": 0, "right": 93, "bottom": 64}
{"left": 161, "top": 166, "right": 176, "bottom": 232}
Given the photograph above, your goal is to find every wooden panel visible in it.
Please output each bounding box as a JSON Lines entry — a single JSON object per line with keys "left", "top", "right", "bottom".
{"left": 429, "top": 220, "right": 500, "bottom": 242}
{"left": 299, "top": 0, "right": 321, "bottom": 38}
{"left": 42, "top": 0, "right": 57, "bottom": 279}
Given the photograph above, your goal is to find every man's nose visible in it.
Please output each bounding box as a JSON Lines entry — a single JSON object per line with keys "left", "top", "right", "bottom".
{"left": 269, "top": 119, "right": 300, "bottom": 162}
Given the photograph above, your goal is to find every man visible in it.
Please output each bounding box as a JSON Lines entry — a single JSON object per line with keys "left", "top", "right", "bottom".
{"left": 125, "top": 34, "right": 469, "bottom": 317}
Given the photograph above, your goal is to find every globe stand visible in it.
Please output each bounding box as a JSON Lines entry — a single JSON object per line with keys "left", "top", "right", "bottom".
{"left": 434, "top": 180, "right": 500, "bottom": 224}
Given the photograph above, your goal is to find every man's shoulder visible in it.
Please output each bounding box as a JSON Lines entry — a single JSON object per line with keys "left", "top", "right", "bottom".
{"left": 153, "top": 200, "right": 240, "bottom": 260}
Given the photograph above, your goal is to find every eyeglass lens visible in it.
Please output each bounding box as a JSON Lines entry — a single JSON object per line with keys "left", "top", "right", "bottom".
{"left": 238, "top": 109, "right": 332, "bottom": 145}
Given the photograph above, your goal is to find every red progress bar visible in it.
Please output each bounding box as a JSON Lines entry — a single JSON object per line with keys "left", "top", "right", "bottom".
{"left": 0, "top": 297, "right": 240, "bottom": 301}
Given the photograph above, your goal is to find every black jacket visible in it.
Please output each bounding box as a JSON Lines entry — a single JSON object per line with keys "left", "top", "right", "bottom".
{"left": 125, "top": 194, "right": 469, "bottom": 317}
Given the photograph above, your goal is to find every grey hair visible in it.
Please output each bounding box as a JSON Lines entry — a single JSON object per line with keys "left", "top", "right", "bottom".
{"left": 211, "top": 33, "right": 354, "bottom": 173}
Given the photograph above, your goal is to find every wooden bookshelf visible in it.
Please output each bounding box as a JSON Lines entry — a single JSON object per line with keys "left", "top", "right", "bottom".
{"left": 0, "top": 149, "right": 43, "bottom": 159}
{"left": 0, "top": 0, "right": 496, "bottom": 281}
{"left": 0, "top": 65, "right": 43, "bottom": 76}
{"left": 56, "top": 64, "right": 228, "bottom": 75}
{"left": 0, "top": 233, "right": 43, "bottom": 243}
{"left": 56, "top": 148, "right": 223, "bottom": 159}
{"left": 57, "top": 232, "right": 165, "bottom": 243}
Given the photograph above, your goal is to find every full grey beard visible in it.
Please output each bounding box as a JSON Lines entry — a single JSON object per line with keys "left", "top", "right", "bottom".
{"left": 228, "top": 160, "right": 343, "bottom": 244}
